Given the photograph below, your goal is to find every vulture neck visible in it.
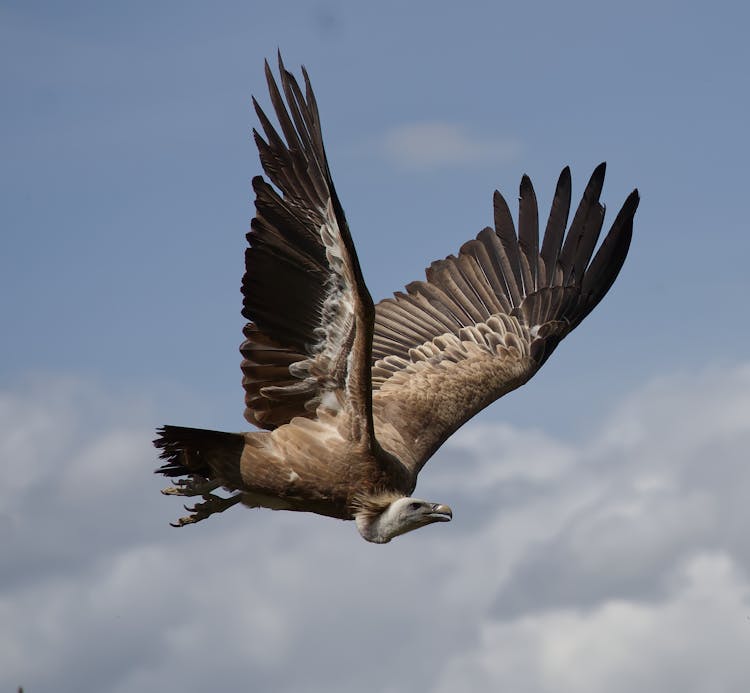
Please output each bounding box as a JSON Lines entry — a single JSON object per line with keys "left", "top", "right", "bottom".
{"left": 354, "top": 493, "right": 406, "bottom": 544}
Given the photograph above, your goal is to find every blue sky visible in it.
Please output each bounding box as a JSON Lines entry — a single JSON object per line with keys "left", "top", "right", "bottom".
{"left": 3, "top": 0, "right": 749, "bottom": 434}
{"left": 2, "top": 2, "right": 750, "bottom": 691}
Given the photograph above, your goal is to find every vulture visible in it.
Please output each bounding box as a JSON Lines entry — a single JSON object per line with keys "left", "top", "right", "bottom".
{"left": 155, "top": 55, "right": 639, "bottom": 543}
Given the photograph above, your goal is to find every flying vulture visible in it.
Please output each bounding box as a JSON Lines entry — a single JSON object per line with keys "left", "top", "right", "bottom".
{"left": 155, "top": 56, "right": 639, "bottom": 543}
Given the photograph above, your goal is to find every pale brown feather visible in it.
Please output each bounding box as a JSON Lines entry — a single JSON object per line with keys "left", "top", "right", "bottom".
{"left": 155, "top": 414, "right": 413, "bottom": 526}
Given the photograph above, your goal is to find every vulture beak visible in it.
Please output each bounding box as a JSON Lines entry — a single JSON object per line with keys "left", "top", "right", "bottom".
{"left": 427, "top": 503, "right": 453, "bottom": 522}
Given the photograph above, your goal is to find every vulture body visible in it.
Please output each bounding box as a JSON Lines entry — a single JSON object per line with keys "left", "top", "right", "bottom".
{"left": 155, "top": 56, "right": 639, "bottom": 543}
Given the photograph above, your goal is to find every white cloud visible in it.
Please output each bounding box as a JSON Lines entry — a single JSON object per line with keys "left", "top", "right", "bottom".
{"left": 2, "top": 365, "right": 750, "bottom": 692}
{"left": 380, "top": 122, "right": 522, "bottom": 170}
{"left": 435, "top": 552, "right": 750, "bottom": 693}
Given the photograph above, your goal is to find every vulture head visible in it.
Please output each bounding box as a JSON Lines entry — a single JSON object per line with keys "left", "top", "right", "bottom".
{"left": 355, "top": 495, "right": 453, "bottom": 543}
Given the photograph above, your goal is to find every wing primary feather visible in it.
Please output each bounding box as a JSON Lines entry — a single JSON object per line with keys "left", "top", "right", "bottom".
{"left": 558, "top": 162, "right": 606, "bottom": 283}
{"left": 576, "top": 188, "right": 639, "bottom": 325}
{"left": 571, "top": 201, "right": 605, "bottom": 284}
{"left": 301, "top": 67, "right": 328, "bottom": 169}
{"left": 264, "top": 60, "right": 305, "bottom": 160}
{"left": 492, "top": 191, "right": 524, "bottom": 301}
{"left": 276, "top": 60, "right": 331, "bottom": 205}
{"left": 539, "top": 166, "right": 572, "bottom": 285}
{"left": 518, "top": 174, "right": 540, "bottom": 292}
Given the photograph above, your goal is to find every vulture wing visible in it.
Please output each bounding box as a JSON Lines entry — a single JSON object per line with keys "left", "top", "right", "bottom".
{"left": 371, "top": 165, "right": 639, "bottom": 472}
{"left": 242, "top": 55, "right": 376, "bottom": 446}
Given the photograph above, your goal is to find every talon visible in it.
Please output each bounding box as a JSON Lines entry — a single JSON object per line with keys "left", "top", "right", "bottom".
{"left": 170, "top": 515, "right": 197, "bottom": 527}
{"left": 168, "top": 492, "right": 242, "bottom": 528}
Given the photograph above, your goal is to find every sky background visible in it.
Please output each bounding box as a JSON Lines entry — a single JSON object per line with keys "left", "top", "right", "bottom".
{"left": 2, "top": 1, "right": 749, "bottom": 691}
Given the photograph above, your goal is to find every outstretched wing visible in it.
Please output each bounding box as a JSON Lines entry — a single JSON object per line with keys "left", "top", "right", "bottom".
{"left": 241, "top": 55, "right": 376, "bottom": 445}
{"left": 372, "top": 164, "right": 639, "bottom": 472}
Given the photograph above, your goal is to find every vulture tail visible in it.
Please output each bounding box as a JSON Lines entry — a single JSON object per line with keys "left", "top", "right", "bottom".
{"left": 154, "top": 425, "right": 246, "bottom": 526}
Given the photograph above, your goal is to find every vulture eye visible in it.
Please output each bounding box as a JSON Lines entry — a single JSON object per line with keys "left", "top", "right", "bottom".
{"left": 409, "top": 501, "right": 422, "bottom": 511}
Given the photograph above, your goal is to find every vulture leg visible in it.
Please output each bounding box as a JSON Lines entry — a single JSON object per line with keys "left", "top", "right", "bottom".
{"left": 170, "top": 492, "right": 243, "bottom": 527}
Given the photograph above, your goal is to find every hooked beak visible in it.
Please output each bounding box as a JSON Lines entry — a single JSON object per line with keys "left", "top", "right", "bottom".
{"left": 426, "top": 503, "right": 453, "bottom": 522}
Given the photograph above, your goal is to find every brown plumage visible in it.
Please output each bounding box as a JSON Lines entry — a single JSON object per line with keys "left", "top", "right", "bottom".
{"left": 154, "top": 55, "right": 639, "bottom": 543}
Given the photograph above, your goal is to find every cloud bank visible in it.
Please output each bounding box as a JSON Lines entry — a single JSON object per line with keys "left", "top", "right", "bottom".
{"left": 2, "top": 365, "right": 750, "bottom": 692}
